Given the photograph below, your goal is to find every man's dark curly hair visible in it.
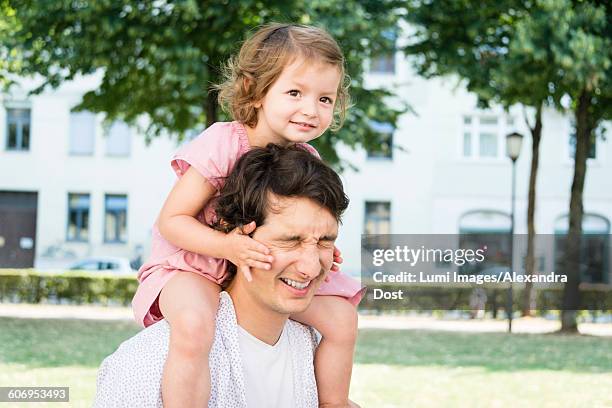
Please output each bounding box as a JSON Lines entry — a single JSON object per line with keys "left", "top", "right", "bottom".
{"left": 213, "top": 144, "right": 349, "bottom": 282}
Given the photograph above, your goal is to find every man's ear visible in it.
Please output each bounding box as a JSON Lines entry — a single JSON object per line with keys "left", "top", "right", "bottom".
{"left": 219, "top": 219, "right": 232, "bottom": 232}
{"left": 240, "top": 221, "right": 257, "bottom": 236}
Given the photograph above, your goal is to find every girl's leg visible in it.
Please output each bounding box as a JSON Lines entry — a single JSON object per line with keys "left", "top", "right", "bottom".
{"left": 291, "top": 295, "right": 358, "bottom": 408}
{"left": 158, "top": 272, "right": 221, "bottom": 408}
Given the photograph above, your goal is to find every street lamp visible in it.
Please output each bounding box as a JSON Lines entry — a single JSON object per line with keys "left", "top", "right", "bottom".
{"left": 506, "top": 132, "right": 523, "bottom": 333}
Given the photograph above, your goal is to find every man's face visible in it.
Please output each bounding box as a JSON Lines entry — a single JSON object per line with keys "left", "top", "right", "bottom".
{"left": 245, "top": 195, "right": 338, "bottom": 316}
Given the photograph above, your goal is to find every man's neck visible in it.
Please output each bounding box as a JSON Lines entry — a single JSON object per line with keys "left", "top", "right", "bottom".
{"left": 226, "top": 283, "right": 288, "bottom": 346}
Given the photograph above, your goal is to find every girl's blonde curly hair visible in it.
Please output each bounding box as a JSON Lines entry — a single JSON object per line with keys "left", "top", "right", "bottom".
{"left": 215, "top": 23, "right": 350, "bottom": 132}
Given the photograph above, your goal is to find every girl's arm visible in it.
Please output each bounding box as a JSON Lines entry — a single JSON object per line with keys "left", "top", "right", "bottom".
{"left": 157, "top": 166, "right": 271, "bottom": 272}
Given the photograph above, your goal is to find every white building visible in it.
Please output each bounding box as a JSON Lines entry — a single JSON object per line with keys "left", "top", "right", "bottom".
{"left": 0, "top": 76, "right": 178, "bottom": 269}
{"left": 336, "top": 47, "right": 611, "bottom": 284}
{"left": 1, "top": 54, "right": 610, "bottom": 282}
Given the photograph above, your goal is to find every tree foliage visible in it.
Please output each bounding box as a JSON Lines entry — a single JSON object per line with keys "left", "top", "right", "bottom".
{"left": 0, "top": 0, "right": 406, "bottom": 164}
{"left": 404, "top": 1, "right": 552, "bottom": 321}
{"left": 404, "top": 0, "right": 610, "bottom": 129}
{"left": 403, "top": 0, "right": 611, "bottom": 331}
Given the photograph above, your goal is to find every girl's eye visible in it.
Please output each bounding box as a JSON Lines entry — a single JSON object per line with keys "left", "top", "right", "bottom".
{"left": 288, "top": 90, "right": 301, "bottom": 97}
{"left": 320, "top": 96, "right": 334, "bottom": 104}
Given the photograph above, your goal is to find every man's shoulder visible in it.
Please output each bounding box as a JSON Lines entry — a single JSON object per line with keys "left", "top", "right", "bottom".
{"left": 283, "top": 320, "right": 320, "bottom": 407}
{"left": 285, "top": 319, "right": 320, "bottom": 352}
{"left": 98, "top": 319, "right": 170, "bottom": 373}
{"left": 286, "top": 318, "right": 315, "bottom": 333}
{"left": 93, "top": 321, "right": 170, "bottom": 407}
{"left": 118, "top": 320, "right": 170, "bottom": 355}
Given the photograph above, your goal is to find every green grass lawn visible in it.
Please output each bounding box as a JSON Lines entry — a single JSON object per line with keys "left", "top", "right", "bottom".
{"left": 1, "top": 317, "right": 611, "bottom": 407}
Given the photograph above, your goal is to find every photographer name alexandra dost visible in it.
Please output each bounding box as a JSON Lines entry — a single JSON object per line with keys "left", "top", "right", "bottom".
{"left": 367, "top": 246, "right": 568, "bottom": 300}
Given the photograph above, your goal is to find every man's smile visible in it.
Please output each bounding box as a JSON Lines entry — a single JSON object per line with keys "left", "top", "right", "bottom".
{"left": 278, "top": 276, "right": 316, "bottom": 296}
{"left": 280, "top": 277, "right": 312, "bottom": 289}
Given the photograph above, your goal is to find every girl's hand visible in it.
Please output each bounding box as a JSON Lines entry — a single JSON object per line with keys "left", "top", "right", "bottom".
{"left": 225, "top": 221, "right": 273, "bottom": 282}
{"left": 325, "top": 246, "right": 343, "bottom": 282}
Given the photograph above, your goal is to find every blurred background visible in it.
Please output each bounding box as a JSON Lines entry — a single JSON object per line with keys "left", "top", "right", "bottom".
{"left": 1, "top": 1, "right": 611, "bottom": 407}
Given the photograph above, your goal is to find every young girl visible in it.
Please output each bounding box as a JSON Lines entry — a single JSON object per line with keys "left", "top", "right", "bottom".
{"left": 132, "top": 23, "right": 365, "bottom": 407}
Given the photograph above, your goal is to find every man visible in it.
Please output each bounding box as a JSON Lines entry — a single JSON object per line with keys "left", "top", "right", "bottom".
{"left": 93, "top": 145, "right": 354, "bottom": 408}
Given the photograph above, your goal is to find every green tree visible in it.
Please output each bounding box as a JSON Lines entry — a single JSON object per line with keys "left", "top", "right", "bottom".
{"left": 536, "top": 0, "right": 611, "bottom": 332}
{"left": 505, "top": 0, "right": 611, "bottom": 332}
{"left": 404, "top": 0, "right": 611, "bottom": 332}
{"left": 403, "top": 0, "right": 551, "bottom": 319}
{"left": 0, "top": 0, "right": 21, "bottom": 89}
{"left": 0, "top": 0, "right": 405, "bottom": 164}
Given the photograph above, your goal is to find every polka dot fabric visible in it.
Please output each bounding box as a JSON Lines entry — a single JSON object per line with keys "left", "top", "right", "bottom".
{"left": 93, "top": 292, "right": 319, "bottom": 407}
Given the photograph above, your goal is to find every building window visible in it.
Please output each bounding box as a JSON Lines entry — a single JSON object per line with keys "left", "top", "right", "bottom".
{"left": 106, "top": 121, "right": 131, "bottom": 156}
{"left": 458, "top": 210, "right": 512, "bottom": 274}
{"left": 69, "top": 111, "right": 96, "bottom": 155}
{"left": 364, "top": 201, "right": 391, "bottom": 234}
{"left": 554, "top": 214, "right": 610, "bottom": 284}
{"left": 462, "top": 114, "right": 513, "bottom": 159}
{"left": 371, "top": 54, "right": 395, "bottom": 74}
{"left": 67, "top": 193, "right": 90, "bottom": 242}
{"left": 6, "top": 108, "right": 31, "bottom": 151}
{"left": 370, "top": 31, "right": 397, "bottom": 74}
{"left": 463, "top": 133, "right": 472, "bottom": 156}
{"left": 364, "top": 201, "right": 391, "bottom": 249}
{"left": 104, "top": 194, "right": 127, "bottom": 243}
{"left": 568, "top": 132, "right": 596, "bottom": 160}
{"left": 367, "top": 121, "right": 393, "bottom": 159}
{"left": 479, "top": 132, "right": 497, "bottom": 157}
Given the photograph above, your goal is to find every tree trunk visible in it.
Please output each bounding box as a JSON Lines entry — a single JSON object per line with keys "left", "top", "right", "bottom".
{"left": 205, "top": 56, "right": 221, "bottom": 127}
{"left": 560, "top": 90, "right": 592, "bottom": 333}
{"left": 206, "top": 89, "right": 218, "bottom": 127}
{"left": 522, "top": 104, "right": 543, "bottom": 317}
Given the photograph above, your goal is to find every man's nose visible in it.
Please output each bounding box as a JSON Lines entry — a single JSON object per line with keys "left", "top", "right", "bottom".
{"left": 294, "top": 245, "right": 321, "bottom": 279}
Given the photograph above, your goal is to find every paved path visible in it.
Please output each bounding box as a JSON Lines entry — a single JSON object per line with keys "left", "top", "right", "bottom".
{"left": 1, "top": 303, "right": 610, "bottom": 336}
{"left": 0, "top": 303, "right": 135, "bottom": 321}
{"left": 359, "top": 315, "right": 612, "bottom": 336}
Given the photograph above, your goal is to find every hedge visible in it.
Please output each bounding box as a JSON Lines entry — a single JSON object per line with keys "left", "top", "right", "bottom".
{"left": 358, "top": 281, "right": 612, "bottom": 314}
{"left": 1, "top": 270, "right": 610, "bottom": 313}
{"left": 0, "top": 269, "right": 138, "bottom": 306}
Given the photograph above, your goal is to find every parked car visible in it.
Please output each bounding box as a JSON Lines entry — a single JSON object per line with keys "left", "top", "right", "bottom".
{"left": 68, "top": 257, "right": 136, "bottom": 275}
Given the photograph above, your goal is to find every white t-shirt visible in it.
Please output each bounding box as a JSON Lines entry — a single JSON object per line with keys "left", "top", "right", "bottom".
{"left": 238, "top": 325, "right": 295, "bottom": 408}
{"left": 93, "top": 292, "right": 319, "bottom": 408}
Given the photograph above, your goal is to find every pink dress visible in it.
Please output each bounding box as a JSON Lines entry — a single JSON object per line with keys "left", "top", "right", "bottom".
{"left": 132, "top": 121, "right": 365, "bottom": 327}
